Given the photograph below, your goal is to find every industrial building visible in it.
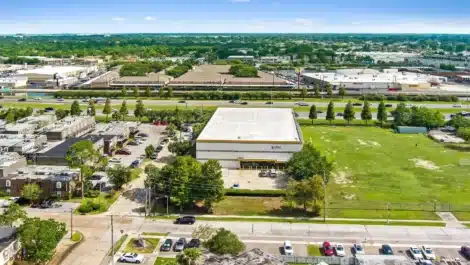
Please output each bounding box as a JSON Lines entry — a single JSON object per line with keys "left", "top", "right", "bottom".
{"left": 14, "top": 65, "right": 97, "bottom": 86}
{"left": 227, "top": 55, "right": 255, "bottom": 62}
{"left": 110, "top": 73, "right": 171, "bottom": 88}
{"left": 91, "top": 121, "right": 139, "bottom": 154}
{"left": 408, "top": 54, "right": 469, "bottom": 67}
{"left": 259, "top": 56, "right": 291, "bottom": 64}
{"left": 2, "top": 115, "right": 56, "bottom": 134}
{"left": 0, "top": 76, "right": 28, "bottom": 88}
{"left": 0, "top": 165, "right": 80, "bottom": 198}
{"left": 351, "top": 52, "right": 418, "bottom": 63}
{"left": 302, "top": 69, "right": 448, "bottom": 91}
{"left": 0, "top": 134, "right": 47, "bottom": 154}
{"left": 196, "top": 108, "right": 303, "bottom": 169}
{"left": 0, "top": 153, "right": 27, "bottom": 178}
{"left": 39, "top": 116, "right": 96, "bottom": 141}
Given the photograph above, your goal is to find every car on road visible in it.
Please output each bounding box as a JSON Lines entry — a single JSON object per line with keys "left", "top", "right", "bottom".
{"left": 186, "top": 239, "right": 201, "bottom": 249}
{"left": 118, "top": 253, "right": 144, "bottom": 263}
{"left": 34, "top": 97, "right": 41, "bottom": 101}
{"left": 352, "top": 102, "right": 362, "bottom": 106}
{"left": 323, "top": 241, "right": 334, "bottom": 256}
{"left": 317, "top": 110, "right": 324, "bottom": 114}
{"left": 461, "top": 246, "right": 470, "bottom": 259}
{"left": 381, "top": 244, "right": 393, "bottom": 255}
{"left": 18, "top": 98, "right": 27, "bottom": 102}
{"left": 240, "top": 101, "right": 248, "bottom": 105}
{"left": 44, "top": 107, "right": 55, "bottom": 112}
{"left": 409, "top": 247, "right": 424, "bottom": 259}
{"left": 334, "top": 244, "right": 346, "bottom": 257}
{"left": 57, "top": 98, "right": 64, "bottom": 102}
{"left": 178, "top": 100, "right": 186, "bottom": 103}
{"left": 296, "top": 102, "right": 309, "bottom": 106}
{"left": 353, "top": 244, "right": 365, "bottom": 255}
{"left": 137, "top": 133, "right": 149, "bottom": 138}
{"left": 283, "top": 241, "right": 294, "bottom": 255}
{"left": 336, "top": 112, "right": 344, "bottom": 117}
{"left": 82, "top": 99, "right": 90, "bottom": 103}
{"left": 160, "top": 239, "right": 173, "bottom": 252}
{"left": 174, "top": 238, "right": 187, "bottom": 252}
{"left": 265, "top": 101, "right": 274, "bottom": 105}
{"left": 385, "top": 104, "right": 393, "bottom": 108}
{"left": 421, "top": 246, "right": 435, "bottom": 260}
{"left": 453, "top": 104, "right": 462, "bottom": 108}
{"left": 116, "top": 149, "right": 132, "bottom": 155}
{"left": 109, "top": 157, "right": 122, "bottom": 163}
{"left": 175, "top": 216, "right": 196, "bottom": 225}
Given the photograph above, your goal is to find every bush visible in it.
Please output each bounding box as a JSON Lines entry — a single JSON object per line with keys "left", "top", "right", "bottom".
{"left": 224, "top": 189, "right": 286, "bottom": 197}
{"left": 85, "top": 190, "right": 100, "bottom": 198}
{"left": 71, "top": 232, "right": 82, "bottom": 242}
{"left": 77, "top": 203, "right": 93, "bottom": 213}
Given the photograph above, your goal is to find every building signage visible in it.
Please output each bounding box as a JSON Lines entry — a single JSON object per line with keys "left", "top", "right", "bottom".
{"left": 271, "top": 145, "right": 282, "bottom": 150}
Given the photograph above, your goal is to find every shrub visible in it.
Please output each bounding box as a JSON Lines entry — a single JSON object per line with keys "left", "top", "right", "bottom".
{"left": 224, "top": 189, "right": 286, "bottom": 197}
{"left": 85, "top": 190, "right": 100, "bottom": 198}
{"left": 77, "top": 203, "right": 93, "bottom": 213}
{"left": 71, "top": 232, "right": 82, "bottom": 242}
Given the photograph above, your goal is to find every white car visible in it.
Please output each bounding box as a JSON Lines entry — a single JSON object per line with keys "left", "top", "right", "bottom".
{"left": 354, "top": 244, "right": 365, "bottom": 255}
{"left": 118, "top": 253, "right": 144, "bottom": 264}
{"left": 421, "top": 246, "right": 436, "bottom": 260}
{"left": 296, "top": 102, "right": 309, "bottom": 106}
{"left": 410, "top": 247, "right": 424, "bottom": 259}
{"left": 283, "top": 241, "right": 294, "bottom": 255}
{"left": 109, "top": 157, "right": 121, "bottom": 163}
{"left": 453, "top": 104, "right": 462, "bottom": 108}
{"left": 34, "top": 97, "right": 41, "bottom": 101}
{"left": 334, "top": 244, "right": 346, "bottom": 257}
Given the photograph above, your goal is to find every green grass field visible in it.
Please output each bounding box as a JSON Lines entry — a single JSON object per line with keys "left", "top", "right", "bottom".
{"left": 307, "top": 245, "right": 322, "bottom": 256}
{"left": 302, "top": 126, "right": 470, "bottom": 220}
{"left": 154, "top": 257, "right": 176, "bottom": 265}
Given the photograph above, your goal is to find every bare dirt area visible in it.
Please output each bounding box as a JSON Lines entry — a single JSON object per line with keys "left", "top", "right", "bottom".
{"left": 409, "top": 158, "right": 440, "bottom": 171}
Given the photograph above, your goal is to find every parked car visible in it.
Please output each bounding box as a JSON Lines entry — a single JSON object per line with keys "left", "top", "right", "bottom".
{"left": 385, "top": 104, "right": 393, "bottom": 108}
{"left": 382, "top": 244, "right": 394, "bottom": 255}
{"left": 160, "top": 239, "right": 173, "bottom": 252}
{"left": 116, "top": 149, "right": 132, "bottom": 155}
{"left": 336, "top": 112, "right": 344, "bottom": 117}
{"left": 82, "top": 99, "right": 90, "bottom": 103}
{"left": 155, "top": 145, "right": 163, "bottom": 152}
{"left": 174, "top": 238, "right": 187, "bottom": 252}
{"left": 130, "top": 160, "right": 140, "bottom": 168}
{"left": 186, "top": 239, "right": 201, "bottom": 248}
{"left": 354, "top": 244, "right": 365, "bottom": 255}
{"left": 421, "top": 246, "right": 435, "bottom": 260}
{"left": 118, "top": 253, "right": 144, "bottom": 263}
{"left": 18, "top": 98, "right": 27, "bottom": 102}
{"left": 149, "top": 153, "right": 157, "bottom": 159}
{"left": 461, "top": 246, "right": 470, "bottom": 259}
{"left": 409, "top": 247, "right": 424, "bottom": 259}
{"left": 109, "top": 157, "right": 122, "bottom": 163}
{"left": 283, "top": 241, "right": 294, "bottom": 255}
{"left": 323, "top": 241, "right": 334, "bottom": 256}
{"left": 128, "top": 141, "right": 138, "bottom": 146}
{"left": 352, "top": 102, "right": 362, "bottom": 106}
{"left": 44, "top": 107, "right": 55, "bottom": 112}
{"left": 296, "top": 102, "right": 309, "bottom": 106}
{"left": 175, "top": 216, "right": 196, "bottom": 225}
{"left": 137, "top": 133, "right": 149, "bottom": 137}
{"left": 418, "top": 259, "right": 433, "bottom": 265}
{"left": 334, "top": 244, "right": 346, "bottom": 257}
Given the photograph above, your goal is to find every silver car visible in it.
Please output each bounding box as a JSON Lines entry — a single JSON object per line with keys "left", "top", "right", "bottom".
{"left": 174, "top": 238, "right": 187, "bottom": 252}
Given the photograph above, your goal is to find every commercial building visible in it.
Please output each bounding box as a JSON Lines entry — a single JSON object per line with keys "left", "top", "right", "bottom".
{"left": 0, "top": 76, "right": 28, "bottom": 88}
{"left": 0, "top": 134, "right": 47, "bottom": 154}
{"left": 14, "top": 65, "right": 97, "bottom": 84}
{"left": 0, "top": 227, "right": 20, "bottom": 265}
{"left": 91, "top": 121, "right": 139, "bottom": 154}
{"left": 2, "top": 115, "right": 56, "bottom": 134}
{"left": 196, "top": 108, "right": 303, "bottom": 169}
{"left": 110, "top": 73, "right": 171, "bottom": 88}
{"left": 302, "top": 69, "right": 447, "bottom": 91}
{"left": 408, "top": 54, "right": 469, "bottom": 68}
{"left": 259, "top": 56, "right": 291, "bottom": 64}
{"left": 39, "top": 116, "right": 96, "bottom": 141}
{"left": 351, "top": 52, "right": 419, "bottom": 63}
{"left": 0, "top": 153, "right": 27, "bottom": 178}
{"left": 227, "top": 55, "right": 255, "bottom": 62}
{"left": 0, "top": 165, "right": 79, "bottom": 198}
{"left": 35, "top": 135, "right": 104, "bottom": 166}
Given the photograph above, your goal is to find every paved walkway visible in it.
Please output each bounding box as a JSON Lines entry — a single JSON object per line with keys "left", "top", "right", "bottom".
{"left": 436, "top": 212, "right": 467, "bottom": 228}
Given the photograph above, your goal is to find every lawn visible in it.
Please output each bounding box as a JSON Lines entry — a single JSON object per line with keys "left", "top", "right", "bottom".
{"left": 109, "top": 234, "right": 128, "bottom": 256}
{"left": 154, "top": 257, "right": 176, "bottom": 265}
{"left": 123, "top": 238, "right": 159, "bottom": 254}
{"left": 302, "top": 126, "right": 470, "bottom": 220}
{"left": 307, "top": 244, "right": 322, "bottom": 256}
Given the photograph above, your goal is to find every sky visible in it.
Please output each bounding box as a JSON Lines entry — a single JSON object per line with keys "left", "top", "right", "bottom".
{"left": 0, "top": 0, "right": 469, "bottom": 34}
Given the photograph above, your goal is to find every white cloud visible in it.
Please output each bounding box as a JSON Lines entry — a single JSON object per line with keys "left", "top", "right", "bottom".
{"left": 112, "top": 17, "right": 125, "bottom": 21}
{"left": 294, "top": 18, "right": 314, "bottom": 27}
{"left": 144, "top": 16, "right": 157, "bottom": 21}
{"left": 231, "top": 0, "right": 250, "bottom": 3}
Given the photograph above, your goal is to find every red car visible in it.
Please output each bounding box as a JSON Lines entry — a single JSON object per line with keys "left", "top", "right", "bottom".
{"left": 323, "top": 241, "right": 334, "bottom": 256}
{"left": 462, "top": 246, "right": 470, "bottom": 259}
{"left": 116, "top": 149, "right": 131, "bottom": 155}
{"left": 153, "top": 120, "right": 160, "bottom": 126}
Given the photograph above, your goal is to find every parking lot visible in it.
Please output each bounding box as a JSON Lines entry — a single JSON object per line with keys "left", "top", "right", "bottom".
{"left": 222, "top": 169, "right": 288, "bottom": 190}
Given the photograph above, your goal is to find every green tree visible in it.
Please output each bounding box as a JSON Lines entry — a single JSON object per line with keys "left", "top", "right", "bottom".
{"left": 121, "top": 87, "right": 127, "bottom": 97}
{"left": 145, "top": 86, "right": 151, "bottom": 97}
{"left": 166, "top": 87, "right": 173, "bottom": 98}
{"left": 22, "top": 184, "right": 42, "bottom": 203}
{"left": 106, "top": 165, "right": 132, "bottom": 189}
{"left": 392, "top": 103, "right": 411, "bottom": 126}
{"left": 300, "top": 87, "right": 307, "bottom": 100}
{"left": 65, "top": 140, "right": 99, "bottom": 198}
{"left": 70, "top": 100, "right": 81, "bottom": 116}
{"left": 177, "top": 249, "right": 202, "bottom": 265}
{"left": 286, "top": 177, "right": 324, "bottom": 212}
{"left": 377, "top": 101, "right": 388, "bottom": 127}
{"left": 168, "top": 141, "right": 193, "bottom": 156}
{"left": 119, "top": 100, "right": 128, "bottom": 118}
{"left": 326, "top": 101, "right": 335, "bottom": 124}
{"left": 308, "top": 105, "right": 317, "bottom": 124}
{"left": 343, "top": 101, "right": 355, "bottom": 125}
{"left": 19, "top": 218, "right": 67, "bottom": 264}
{"left": 338, "top": 87, "right": 346, "bottom": 99}
{"left": 360, "top": 101, "right": 372, "bottom": 124}
{"left": 133, "top": 87, "right": 139, "bottom": 98}
{"left": 326, "top": 84, "right": 333, "bottom": 98}
{"left": 103, "top": 98, "right": 112, "bottom": 122}
{"left": 0, "top": 203, "right": 27, "bottom": 227}
{"left": 314, "top": 85, "right": 321, "bottom": 97}
{"left": 5, "top": 111, "right": 14, "bottom": 123}
{"left": 145, "top": 145, "right": 155, "bottom": 158}
{"left": 88, "top": 101, "right": 96, "bottom": 116}
{"left": 204, "top": 228, "right": 245, "bottom": 255}
{"left": 284, "top": 143, "right": 333, "bottom": 182}
{"left": 158, "top": 88, "right": 164, "bottom": 98}
{"left": 167, "top": 123, "right": 177, "bottom": 136}
{"left": 193, "top": 160, "right": 224, "bottom": 210}
{"left": 55, "top": 109, "right": 70, "bottom": 120}
{"left": 448, "top": 114, "right": 470, "bottom": 129}
{"left": 112, "top": 111, "right": 123, "bottom": 121}
{"left": 134, "top": 100, "right": 145, "bottom": 121}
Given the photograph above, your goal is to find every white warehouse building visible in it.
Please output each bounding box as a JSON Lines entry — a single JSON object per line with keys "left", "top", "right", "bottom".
{"left": 196, "top": 108, "right": 303, "bottom": 169}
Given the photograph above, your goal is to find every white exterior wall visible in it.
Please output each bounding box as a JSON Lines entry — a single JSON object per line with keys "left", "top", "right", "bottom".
{"left": 196, "top": 142, "right": 302, "bottom": 169}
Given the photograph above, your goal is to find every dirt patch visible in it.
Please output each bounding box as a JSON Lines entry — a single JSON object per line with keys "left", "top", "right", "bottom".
{"left": 334, "top": 171, "right": 353, "bottom": 185}
{"left": 409, "top": 158, "right": 440, "bottom": 171}
{"left": 369, "top": 141, "right": 381, "bottom": 147}
{"left": 343, "top": 194, "right": 356, "bottom": 200}
{"left": 357, "top": 139, "right": 368, "bottom": 146}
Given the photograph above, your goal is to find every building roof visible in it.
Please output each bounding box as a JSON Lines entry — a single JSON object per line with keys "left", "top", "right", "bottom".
{"left": 0, "top": 153, "right": 24, "bottom": 168}
{"left": 302, "top": 71, "right": 443, "bottom": 85}
{"left": 16, "top": 66, "right": 88, "bottom": 76}
{"left": 8, "top": 165, "right": 79, "bottom": 181}
{"left": 112, "top": 72, "right": 171, "bottom": 85}
{"left": 197, "top": 108, "right": 301, "bottom": 143}
{"left": 38, "top": 135, "right": 103, "bottom": 158}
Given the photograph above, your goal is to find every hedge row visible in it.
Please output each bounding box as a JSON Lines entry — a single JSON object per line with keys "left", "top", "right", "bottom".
{"left": 224, "top": 189, "right": 286, "bottom": 197}
{"left": 359, "top": 94, "right": 459, "bottom": 102}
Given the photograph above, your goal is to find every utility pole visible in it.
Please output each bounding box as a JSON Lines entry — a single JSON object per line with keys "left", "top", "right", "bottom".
{"left": 323, "top": 168, "right": 327, "bottom": 222}
{"left": 111, "top": 215, "right": 115, "bottom": 265}
{"left": 70, "top": 208, "right": 73, "bottom": 239}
